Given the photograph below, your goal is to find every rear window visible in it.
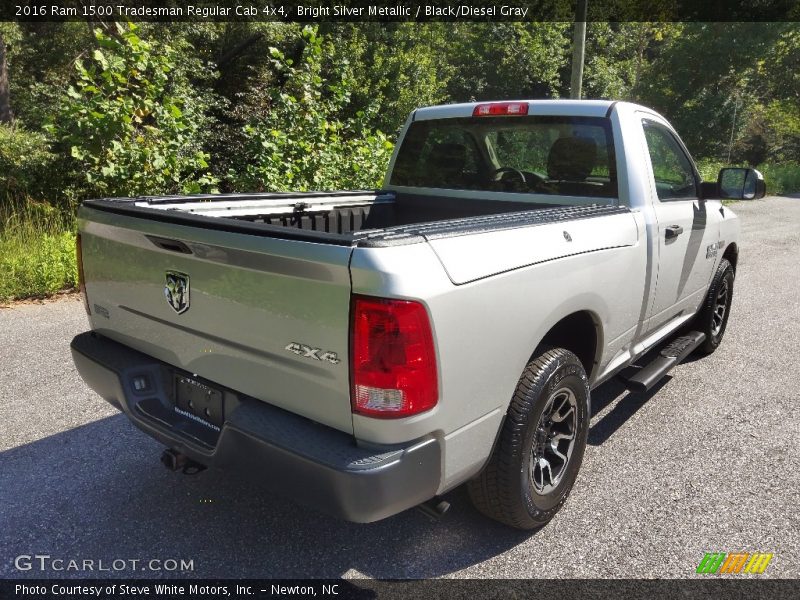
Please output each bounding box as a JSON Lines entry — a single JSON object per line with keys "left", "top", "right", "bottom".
{"left": 390, "top": 115, "right": 617, "bottom": 199}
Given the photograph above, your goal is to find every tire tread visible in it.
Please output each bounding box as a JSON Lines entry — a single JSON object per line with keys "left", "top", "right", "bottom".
{"left": 468, "top": 347, "right": 587, "bottom": 529}
{"left": 695, "top": 258, "right": 734, "bottom": 355}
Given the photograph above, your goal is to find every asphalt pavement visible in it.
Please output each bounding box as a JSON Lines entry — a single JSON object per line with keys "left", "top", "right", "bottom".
{"left": 1, "top": 196, "right": 798, "bottom": 579}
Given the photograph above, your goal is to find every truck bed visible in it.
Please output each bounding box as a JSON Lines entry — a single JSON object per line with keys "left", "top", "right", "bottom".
{"left": 84, "top": 190, "right": 623, "bottom": 247}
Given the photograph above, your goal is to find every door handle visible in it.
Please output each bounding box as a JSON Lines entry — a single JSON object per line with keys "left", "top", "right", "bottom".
{"left": 665, "top": 225, "right": 684, "bottom": 239}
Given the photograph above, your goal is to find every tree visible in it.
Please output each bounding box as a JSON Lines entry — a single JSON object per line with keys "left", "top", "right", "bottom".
{"left": 232, "top": 26, "right": 393, "bottom": 191}
{"left": 317, "top": 23, "right": 451, "bottom": 135}
{"left": 5, "top": 23, "right": 94, "bottom": 129}
{"left": 445, "top": 23, "right": 570, "bottom": 102}
{"left": 637, "top": 23, "right": 786, "bottom": 160}
{"left": 0, "top": 31, "right": 12, "bottom": 123}
{"left": 52, "top": 23, "right": 217, "bottom": 197}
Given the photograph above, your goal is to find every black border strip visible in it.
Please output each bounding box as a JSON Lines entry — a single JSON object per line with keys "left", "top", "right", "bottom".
{"left": 3, "top": 579, "right": 799, "bottom": 600}
{"left": 5, "top": 0, "right": 800, "bottom": 22}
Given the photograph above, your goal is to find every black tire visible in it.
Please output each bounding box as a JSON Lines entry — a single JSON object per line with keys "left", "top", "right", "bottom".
{"left": 695, "top": 258, "right": 735, "bottom": 355}
{"left": 468, "top": 347, "right": 590, "bottom": 530}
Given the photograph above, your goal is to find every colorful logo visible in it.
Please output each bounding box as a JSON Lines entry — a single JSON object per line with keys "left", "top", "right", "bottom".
{"left": 696, "top": 552, "right": 773, "bottom": 574}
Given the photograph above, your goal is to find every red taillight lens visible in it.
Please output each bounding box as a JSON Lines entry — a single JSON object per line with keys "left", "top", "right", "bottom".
{"left": 350, "top": 296, "right": 438, "bottom": 418}
{"left": 76, "top": 233, "right": 90, "bottom": 315}
{"left": 473, "top": 102, "right": 529, "bottom": 117}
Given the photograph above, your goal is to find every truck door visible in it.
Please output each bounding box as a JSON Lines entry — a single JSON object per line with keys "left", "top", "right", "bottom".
{"left": 641, "top": 118, "right": 718, "bottom": 327}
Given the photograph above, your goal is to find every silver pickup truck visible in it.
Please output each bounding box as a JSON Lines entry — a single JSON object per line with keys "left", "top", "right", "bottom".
{"left": 71, "top": 100, "right": 765, "bottom": 529}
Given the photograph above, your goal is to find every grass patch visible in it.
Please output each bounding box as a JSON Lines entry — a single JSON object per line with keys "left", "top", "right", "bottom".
{"left": 696, "top": 159, "right": 800, "bottom": 195}
{"left": 758, "top": 162, "right": 800, "bottom": 195}
{"left": 0, "top": 201, "right": 78, "bottom": 303}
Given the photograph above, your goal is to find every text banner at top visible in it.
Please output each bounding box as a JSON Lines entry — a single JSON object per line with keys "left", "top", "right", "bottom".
{"left": 4, "top": 0, "right": 800, "bottom": 22}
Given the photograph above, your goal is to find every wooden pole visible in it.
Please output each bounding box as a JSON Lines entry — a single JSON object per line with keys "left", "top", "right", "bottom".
{"left": 570, "top": 0, "right": 588, "bottom": 100}
{"left": 0, "top": 33, "right": 13, "bottom": 124}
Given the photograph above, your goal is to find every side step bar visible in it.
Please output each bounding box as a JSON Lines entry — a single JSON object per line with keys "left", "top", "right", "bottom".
{"left": 621, "top": 331, "right": 706, "bottom": 393}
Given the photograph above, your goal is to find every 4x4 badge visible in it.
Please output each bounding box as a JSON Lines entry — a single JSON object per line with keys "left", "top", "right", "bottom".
{"left": 285, "top": 342, "right": 340, "bottom": 365}
{"left": 164, "top": 271, "right": 190, "bottom": 314}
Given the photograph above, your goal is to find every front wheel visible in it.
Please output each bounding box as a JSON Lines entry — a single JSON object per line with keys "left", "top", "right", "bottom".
{"left": 695, "top": 258, "right": 735, "bottom": 355}
{"left": 468, "top": 347, "right": 590, "bottom": 529}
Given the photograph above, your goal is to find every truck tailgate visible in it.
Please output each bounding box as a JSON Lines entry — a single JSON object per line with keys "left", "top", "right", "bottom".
{"left": 79, "top": 205, "right": 355, "bottom": 434}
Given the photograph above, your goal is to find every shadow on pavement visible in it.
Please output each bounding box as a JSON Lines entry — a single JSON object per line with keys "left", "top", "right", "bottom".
{"left": 0, "top": 414, "right": 533, "bottom": 579}
{"left": 588, "top": 378, "right": 670, "bottom": 446}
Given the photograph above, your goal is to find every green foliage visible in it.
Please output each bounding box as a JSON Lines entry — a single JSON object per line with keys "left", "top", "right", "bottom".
{"left": 231, "top": 26, "right": 393, "bottom": 192}
{"left": 5, "top": 22, "right": 93, "bottom": 131}
{"left": 755, "top": 162, "right": 800, "bottom": 195}
{"left": 583, "top": 23, "right": 680, "bottom": 100}
{"left": 696, "top": 158, "right": 800, "bottom": 195}
{"left": 695, "top": 159, "right": 727, "bottom": 183}
{"left": 314, "top": 24, "right": 448, "bottom": 135}
{"left": 51, "top": 23, "right": 217, "bottom": 197}
{"left": 444, "top": 23, "right": 570, "bottom": 102}
{"left": 179, "top": 22, "right": 299, "bottom": 182}
{"left": 3, "top": 20, "right": 800, "bottom": 300}
{"left": 0, "top": 124, "right": 58, "bottom": 199}
{"left": 636, "top": 23, "right": 792, "bottom": 162}
{"left": 732, "top": 99, "right": 800, "bottom": 165}
{"left": 0, "top": 200, "right": 77, "bottom": 301}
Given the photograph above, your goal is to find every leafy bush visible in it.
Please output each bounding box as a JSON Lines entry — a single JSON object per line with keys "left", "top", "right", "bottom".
{"left": 696, "top": 159, "right": 727, "bottom": 183}
{"left": 0, "top": 201, "right": 77, "bottom": 301}
{"left": 0, "top": 124, "right": 58, "bottom": 200}
{"left": 230, "top": 26, "right": 394, "bottom": 192}
{"left": 757, "top": 162, "right": 800, "bottom": 195}
{"left": 50, "top": 23, "right": 217, "bottom": 198}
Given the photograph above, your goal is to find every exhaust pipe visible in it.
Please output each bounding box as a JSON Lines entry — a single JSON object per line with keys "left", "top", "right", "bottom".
{"left": 417, "top": 496, "right": 451, "bottom": 521}
{"left": 160, "top": 448, "right": 207, "bottom": 475}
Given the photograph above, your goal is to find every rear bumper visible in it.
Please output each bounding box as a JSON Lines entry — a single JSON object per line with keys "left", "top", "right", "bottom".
{"left": 71, "top": 331, "right": 441, "bottom": 523}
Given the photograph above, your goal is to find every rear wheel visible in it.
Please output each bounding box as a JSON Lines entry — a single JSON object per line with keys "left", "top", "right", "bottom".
{"left": 468, "top": 347, "right": 590, "bottom": 529}
{"left": 695, "top": 258, "right": 735, "bottom": 355}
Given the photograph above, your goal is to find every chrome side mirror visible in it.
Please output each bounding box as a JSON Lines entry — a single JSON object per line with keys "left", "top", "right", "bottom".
{"left": 718, "top": 168, "right": 766, "bottom": 200}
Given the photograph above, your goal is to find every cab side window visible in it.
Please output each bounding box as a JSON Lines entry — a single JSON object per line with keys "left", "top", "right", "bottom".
{"left": 642, "top": 120, "right": 698, "bottom": 201}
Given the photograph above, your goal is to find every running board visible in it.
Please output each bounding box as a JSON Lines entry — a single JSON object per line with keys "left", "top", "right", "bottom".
{"left": 621, "top": 331, "right": 706, "bottom": 393}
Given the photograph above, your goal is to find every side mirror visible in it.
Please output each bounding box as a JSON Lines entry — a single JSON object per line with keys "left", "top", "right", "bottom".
{"left": 718, "top": 167, "right": 766, "bottom": 200}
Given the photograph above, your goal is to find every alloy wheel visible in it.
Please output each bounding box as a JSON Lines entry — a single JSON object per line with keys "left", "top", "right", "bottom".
{"left": 530, "top": 387, "right": 578, "bottom": 494}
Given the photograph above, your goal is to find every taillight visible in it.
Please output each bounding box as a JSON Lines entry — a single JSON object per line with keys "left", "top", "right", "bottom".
{"left": 350, "top": 296, "right": 438, "bottom": 418}
{"left": 76, "top": 233, "right": 90, "bottom": 315}
{"left": 473, "top": 102, "right": 529, "bottom": 117}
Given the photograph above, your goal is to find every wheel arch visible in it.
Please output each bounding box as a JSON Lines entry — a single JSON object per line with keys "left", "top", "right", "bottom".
{"left": 722, "top": 242, "right": 738, "bottom": 272}
{"left": 534, "top": 310, "right": 602, "bottom": 381}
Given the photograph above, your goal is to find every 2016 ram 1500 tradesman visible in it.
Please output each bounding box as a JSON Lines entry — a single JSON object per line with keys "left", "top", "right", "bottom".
{"left": 71, "top": 100, "right": 765, "bottom": 529}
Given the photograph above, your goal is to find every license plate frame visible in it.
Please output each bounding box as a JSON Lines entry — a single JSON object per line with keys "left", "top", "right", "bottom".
{"left": 173, "top": 374, "right": 224, "bottom": 429}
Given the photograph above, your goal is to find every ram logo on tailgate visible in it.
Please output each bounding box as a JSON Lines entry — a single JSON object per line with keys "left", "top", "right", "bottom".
{"left": 164, "top": 271, "right": 190, "bottom": 314}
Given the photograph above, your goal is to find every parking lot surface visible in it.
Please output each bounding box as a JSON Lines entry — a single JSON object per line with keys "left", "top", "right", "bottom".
{"left": 1, "top": 196, "right": 798, "bottom": 579}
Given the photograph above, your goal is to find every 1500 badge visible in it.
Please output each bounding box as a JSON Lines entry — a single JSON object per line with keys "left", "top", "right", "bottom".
{"left": 285, "top": 343, "right": 341, "bottom": 365}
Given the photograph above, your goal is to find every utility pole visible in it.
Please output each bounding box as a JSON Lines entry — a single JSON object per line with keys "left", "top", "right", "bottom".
{"left": 570, "top": 0, "right": 588, "bottom": 100}
{"left": 727, "top": 95, "right": 740, "bottom": 163}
